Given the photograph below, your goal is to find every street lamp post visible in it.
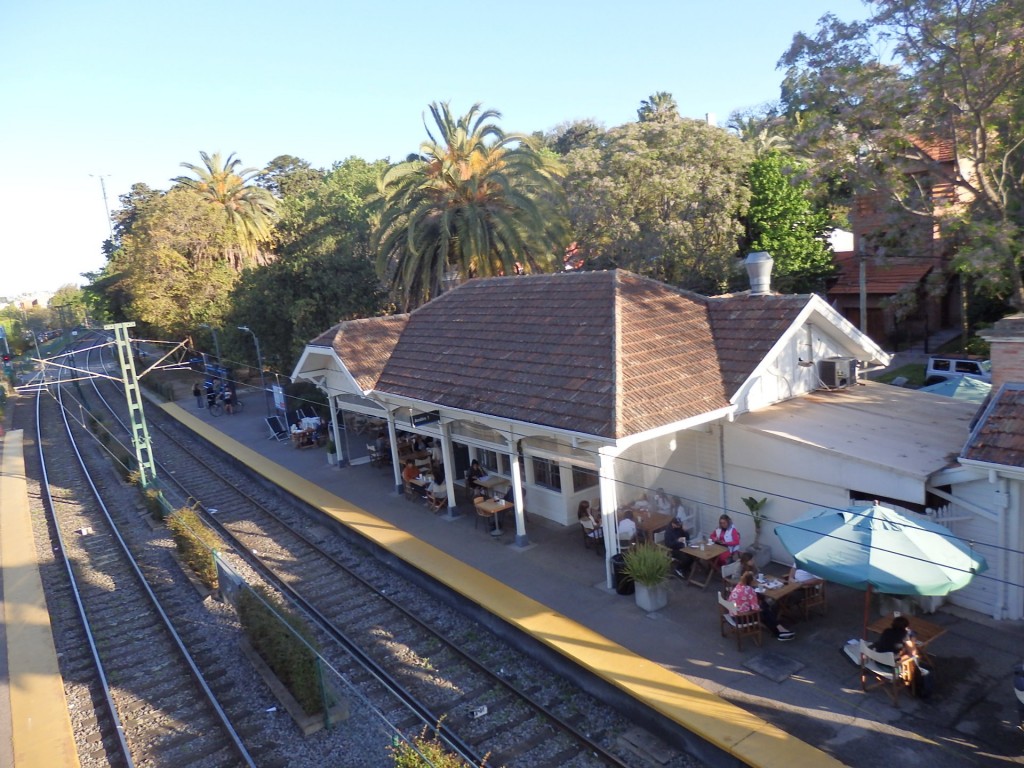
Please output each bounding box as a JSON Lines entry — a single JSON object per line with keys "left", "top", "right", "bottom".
{"left": 238, "top": 326, "right": 270, "bottom": 417}
{"left": 198, "top": 323, "right": 222, "bottom": 364}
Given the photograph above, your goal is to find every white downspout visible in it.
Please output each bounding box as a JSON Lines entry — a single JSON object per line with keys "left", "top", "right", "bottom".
{"left": 509, "top": 432, "right": 528, "bottom": 547}
{"left": 329, "top": 393, "right": 345, "bottom": 466}
{"left": 387, "top": 409, "right": 402, "bottom": 493}
{"left": 440, "top": 420, "right": 458, "bottom": 519}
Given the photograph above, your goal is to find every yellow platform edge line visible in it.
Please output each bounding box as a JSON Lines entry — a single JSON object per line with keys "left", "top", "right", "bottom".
{"left": 163, "top": 403, "right": 844, "bottom": 768}
{"left": 1, "top": 431, "right": 81, "bottom": 768}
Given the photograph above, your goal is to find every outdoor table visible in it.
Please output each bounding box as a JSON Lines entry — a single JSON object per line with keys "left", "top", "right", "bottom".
{"left": 867, "top": 612, "right": 947, "bottom": 650}
{"left": 475, "top": 498, "right": 513, "bottom": 536}
{"left": 685, "top": 542, "right": 727, "bottom": 588}
{"left": 290, "top": 428, "right": 316, "bottom": 449}
{"left": 474, "top": 475, "right": 509, "bottom": 492}
{"left": 756, "top": 578, "right": 805, "bottom": 620}
{"left": 633, "top": 509, "right": 673, "bottom": 542}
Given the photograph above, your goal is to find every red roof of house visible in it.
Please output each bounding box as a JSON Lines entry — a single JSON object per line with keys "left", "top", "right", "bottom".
{"left": 828, "top": 253, "right": 937, "bottom": 296}
{"left": 962, "top": 384, "right": 1024, "bottom": 468}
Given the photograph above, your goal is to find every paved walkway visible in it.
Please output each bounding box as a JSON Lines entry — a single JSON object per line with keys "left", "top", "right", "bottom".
{"left": 183, "top": 393, "right": 1024, "bottom": 767}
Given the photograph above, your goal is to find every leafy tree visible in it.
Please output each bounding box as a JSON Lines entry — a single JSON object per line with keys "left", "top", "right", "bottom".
{"left": 742, "top": 150, "right": 834, "bottom": 293}
{"left": 637, "top": 91, "right": 679, "bottom": 122}
{"left": 88, "top": 187, "right": 239, "bottom": 337}
{"left": 563, "top": 116, "right": 752, "bottom": 293}
{"left": 255, "top": 155, "right": 325, "bottom": 199}
{"left": 173, "top": 151, "right": 278, "bottom": 269}
{"left": 780, "top": 0, "right": 1024, "bottom": 308}
{"left": 544, "top": 119, "right": 605, "bottom": 156}
{"left": 49, "top": 284, "right": 89, "bottom": 328}
{"left": 372, "top": 102, "right": 570, "bottom": 310}
{"left": 227, "top": 248, "right": 384, "bottom": 372}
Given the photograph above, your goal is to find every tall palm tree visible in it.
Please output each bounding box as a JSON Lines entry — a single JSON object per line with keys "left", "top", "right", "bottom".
{"left": 637, "top": 91, "right": 679, "bottom": 122}
{"left": 372, "top": 102, "right": 569, "bottom": 310}
{"left": 173, "top": 151, "right": 277, "bottom": 269}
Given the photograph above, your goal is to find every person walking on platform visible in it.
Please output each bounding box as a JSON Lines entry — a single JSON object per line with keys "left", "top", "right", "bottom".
{"left": 193, "top": 381, "right": 204, "bottom": 408}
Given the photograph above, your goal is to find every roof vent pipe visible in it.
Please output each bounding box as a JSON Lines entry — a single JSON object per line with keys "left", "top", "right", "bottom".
{"left": 745, "top": 251, "right": 773, "bottom": 295}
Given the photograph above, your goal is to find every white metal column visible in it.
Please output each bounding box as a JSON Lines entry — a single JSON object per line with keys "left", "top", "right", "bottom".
{"left": 598, "top": 446, "right": 621, "bottom": 589}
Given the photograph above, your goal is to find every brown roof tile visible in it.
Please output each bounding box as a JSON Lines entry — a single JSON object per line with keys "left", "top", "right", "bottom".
{"left": 331, "top": 315, "right": 408, "bottom": 393}
{"left": 707, "top": 294, "right": 810, "bottom": 395}
{"left": 962, "top": 384, "right": 1024, "bottom": 468}
{"left": 324, "top": 271, "right": 813, "bottom": 440}
{"left": 828, "top": 254, "right": 936, "bottom": 295}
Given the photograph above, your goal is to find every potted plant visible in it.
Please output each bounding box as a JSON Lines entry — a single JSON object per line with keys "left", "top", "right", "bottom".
{"left": 326, "top": 439, "right": 338, "bottom": 466}
{"left": 742, "top": 496, "right": 772, "bottom": 569}
{"left": 622, "top": 543, "right": 672, "bottom": 612}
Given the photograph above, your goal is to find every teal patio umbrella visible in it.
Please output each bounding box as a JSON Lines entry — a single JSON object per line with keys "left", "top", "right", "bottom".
{"left": 775, "top": 503, "right": 987, "bottom": 634}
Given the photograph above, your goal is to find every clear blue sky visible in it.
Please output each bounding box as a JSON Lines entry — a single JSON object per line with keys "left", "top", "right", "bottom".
{"left": 0, "top": 0, "right": 867, "bottom": 298}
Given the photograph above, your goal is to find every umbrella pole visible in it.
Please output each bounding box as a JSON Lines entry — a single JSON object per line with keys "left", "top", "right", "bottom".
{"left": 863, "top": 584, "right": 873, "bottom": 639}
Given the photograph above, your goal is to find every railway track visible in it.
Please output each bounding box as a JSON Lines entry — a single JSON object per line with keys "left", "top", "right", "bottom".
{"left": 28, "top": 338, "right": 255, "bottom": 768}
{"left": 83, "top": 344, "right": 698, "bottom": 768}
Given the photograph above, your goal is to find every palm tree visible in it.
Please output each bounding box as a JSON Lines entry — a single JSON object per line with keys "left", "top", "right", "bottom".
{"left": 173, "top": 151, "right": 277, "bottom": 269}
{"left": 637, "top": 91, "right": 679, "bottom": 122}
{"left": 372, "top": 102, "right": 570, "bottom": 310}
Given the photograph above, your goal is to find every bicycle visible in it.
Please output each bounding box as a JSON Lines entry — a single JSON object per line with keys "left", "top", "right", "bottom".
{"left": 207, "top": 394, "right": 243, "bottom": 417}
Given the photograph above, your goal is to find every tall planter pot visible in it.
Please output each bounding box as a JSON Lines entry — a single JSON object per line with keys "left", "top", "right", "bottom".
{"left": 634, "top": 582, "right": 669, "bottom": 612}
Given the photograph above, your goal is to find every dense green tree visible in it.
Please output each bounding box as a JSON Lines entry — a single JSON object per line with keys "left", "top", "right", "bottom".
{"left": 88, "top": 187, "right": 239, "bottom": 337}
{"left": 49, "top": 284, "right": 89, "bottom": 328}
{"left": 173, "top": 151, "right": 278, "bottom": 269}
{"left": 780, "top": 0, "right": 1024, "bottom": 307}
{"left": 373, "top": 102, "right": 570, "bottom": 310}
{"left": 255, "top": 155, "right": 325, "bottom": 199}
{"left": 637, "top": 91, "right": 679, "bottom": 123}
{"left": 563, "top": 117, "right": 752, "bottom": 293}
{"left": 742, "top": 150, "right": 833, "bottom": 293}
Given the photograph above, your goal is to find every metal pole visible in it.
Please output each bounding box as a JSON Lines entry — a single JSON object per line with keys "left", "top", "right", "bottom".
{"left": 199, "top": 324, "right": 221, "bottom": 364}
{"left": 238, "top": 326, "right": 270, "bottom": 417}
{"left": 90, "top": 173, "right": 115, "bottom": 241}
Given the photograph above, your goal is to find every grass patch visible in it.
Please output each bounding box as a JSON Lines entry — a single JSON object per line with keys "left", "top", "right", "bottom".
{"left": 873, "top": 363, "right": 926, "bottom": 387}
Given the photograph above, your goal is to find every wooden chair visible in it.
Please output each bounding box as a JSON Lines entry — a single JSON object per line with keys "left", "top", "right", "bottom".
{"left": 580, "top": 517, "right": 603, "bottom": 551}
{"left": 404, "top": 482, "right": 422, "bottom": 502}
{"left": 720, "top": 560, "right": 742, "bottom": 587}
{"left": 858, "top": 640, "right": 907, "bottom": 706}
{"left": 473, "top": 496, "right": 495, "bottom": 530}
{"left": 718, "top": 593, "right": 762, "bottom": 650}
{"left": 426, "top": 490, "right": 447, "bottom": 513}
{"left": 799, "top": 579, "right": 827, "bottom": 619}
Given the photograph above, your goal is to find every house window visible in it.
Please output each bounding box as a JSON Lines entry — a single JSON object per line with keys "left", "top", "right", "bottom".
{"left": 479, "top": 449, "right": 499, "bottom": 474}
{"left": 532, "top": 457, "right": 561, "bottom": 491}
{"left": 478, "top": 450, "right": 511, "bottom": 475}
{"left": 572, "top": 466, "right": 598, "bottom": 493}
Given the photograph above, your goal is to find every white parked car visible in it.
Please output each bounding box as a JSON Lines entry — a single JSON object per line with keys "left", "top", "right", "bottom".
{"left": 924, "top": 355, "right": 991, "bottom": 385}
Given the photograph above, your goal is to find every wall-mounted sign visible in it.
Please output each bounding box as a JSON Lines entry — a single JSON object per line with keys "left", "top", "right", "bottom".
{"left": 410, "top": 410, "right": 440, "bottom": 427}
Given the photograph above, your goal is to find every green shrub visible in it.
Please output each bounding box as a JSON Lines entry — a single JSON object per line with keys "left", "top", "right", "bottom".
{"left": 166, "top": 507, "right": 223, "bottom": 590}
{"left": 143, "top": 487, "right": 166, "bottom": 520}
{"left": 237, "top": 585, "right": 323, "bottom": 716}
{"left": 389, "top": 722, "right": 483, "bottom": 768}
{"left": 622, "top": 542, "right": 671, "bottom": 587}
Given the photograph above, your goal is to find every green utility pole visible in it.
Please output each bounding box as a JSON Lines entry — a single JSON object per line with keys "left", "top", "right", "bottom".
{"left": 104, "top": 321, "right": 157, "bottom": 487}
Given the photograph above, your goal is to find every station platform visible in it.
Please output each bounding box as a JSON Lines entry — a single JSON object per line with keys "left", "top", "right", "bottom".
{"left": 163, "top": 395, "right": 1024, "bottom": 767}
{"left": 0, "top": 430, "right": 80, "bottom": 768}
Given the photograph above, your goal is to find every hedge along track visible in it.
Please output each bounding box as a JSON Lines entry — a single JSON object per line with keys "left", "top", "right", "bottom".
{"left": 86, "top": 352, "right": 699, "bottom": 767}
{"left": 33, "top": 339, "right": 256, "bottom": 768}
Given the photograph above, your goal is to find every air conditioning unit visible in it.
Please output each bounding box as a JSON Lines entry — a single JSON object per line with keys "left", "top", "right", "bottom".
{"left": 819, "top": 357, "right": 855, "bottom": 389}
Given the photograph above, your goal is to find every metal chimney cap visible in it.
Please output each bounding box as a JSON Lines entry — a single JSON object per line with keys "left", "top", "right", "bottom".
{"left": 745, "top": 251, "right": 774, "bottom": 295}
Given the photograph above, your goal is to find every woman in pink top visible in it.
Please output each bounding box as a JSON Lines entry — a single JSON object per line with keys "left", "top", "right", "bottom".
{"left": 727, "top": 572, "right": 795, "bottom": 641}
{"left": 710, "top": 514, "right": 740, "bottom": 567}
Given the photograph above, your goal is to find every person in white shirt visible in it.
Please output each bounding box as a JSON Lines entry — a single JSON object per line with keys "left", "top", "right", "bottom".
{"left": 617, "top": 510, "right": 637, "bottom": 543}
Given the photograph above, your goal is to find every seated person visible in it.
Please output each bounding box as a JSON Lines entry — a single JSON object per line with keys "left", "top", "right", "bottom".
{"left": 427, "top": 468, "right": 448, "bottom": 510}
{"left": 617, "top": 510, "right": 637, "bottom": 543}
{"left": 664, "top": 516, "right": 695, "bottom": 578}
{"left": 736, "top": 551, "right": 757, "bottom": 582}
{"left": 402, "top": 459, "right": 425, "bottom": 497}
{"left": 871, "top": 615, "right": 929, "bottom": 693}
{"left": 578, "top": 501, "right": 603, "bottom": 540}
{"left": 652, "top": 487, "right": 672, "bottom": 513}
{"left": 728, "top": 572, "right": 795, "bottom": 641}
{"left": 710, "top": 514, "right": 741, "bottom": 568}
{"left": 467, "top": 459, "right": 487, "bottom": 490}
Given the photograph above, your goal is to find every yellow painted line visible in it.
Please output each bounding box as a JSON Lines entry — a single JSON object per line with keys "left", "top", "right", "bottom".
{"left": 163, "top": 403, "right": 844, "bottom": 767}
{"left": 1, "top": 431, "right": 81, "bottom": 768}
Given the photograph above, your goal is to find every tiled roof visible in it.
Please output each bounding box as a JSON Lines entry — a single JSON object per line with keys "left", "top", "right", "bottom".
{"left": 828, "top": 254, "right": 936, "bottom": 295}
{"left": 319, "top": 270, "right": 814, "bottom": 440}
{"left": 328, "top": 315, "right": 408, "bottom": 394}
{"left": 962, "top": 384, "right": 1024, "bottom": 468}
{"left": 707, "top": 294, "right": 809, "bottom": 396}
